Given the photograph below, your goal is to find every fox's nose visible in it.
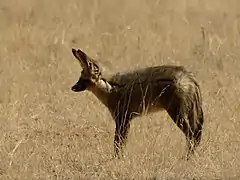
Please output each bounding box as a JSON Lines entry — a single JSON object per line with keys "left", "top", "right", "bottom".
{"left": 71, "top": 83, "right": 87, "bottom": 92}
{"left": 71, "top": 84, "right": 78, "bottom": 92}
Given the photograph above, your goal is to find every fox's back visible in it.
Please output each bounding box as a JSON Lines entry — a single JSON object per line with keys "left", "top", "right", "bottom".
{"left": 110, "top": 65, "right": 188, "bottom": 84}
{"left": 107, "top": 65, "right": 198, "bottom": 114}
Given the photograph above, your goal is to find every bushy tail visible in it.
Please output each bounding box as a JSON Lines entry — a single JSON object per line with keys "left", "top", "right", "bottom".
{"left": 185, "top": 76, "right": 204, "bottom": 154}
{"left": 175, "top": 72, "right": 204, "bottom": 158}
{"left": 193, "top": 77, "right": 204, "bottom": 143}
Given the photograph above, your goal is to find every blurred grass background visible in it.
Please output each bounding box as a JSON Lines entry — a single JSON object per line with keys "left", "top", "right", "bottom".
{"left": 0, "top": 0, "right": 240, "bottom": 179}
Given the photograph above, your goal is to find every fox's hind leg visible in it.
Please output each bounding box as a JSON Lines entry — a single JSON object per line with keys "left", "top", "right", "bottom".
{"left": 166, "top": 102, "right": 197, "bottom": 160}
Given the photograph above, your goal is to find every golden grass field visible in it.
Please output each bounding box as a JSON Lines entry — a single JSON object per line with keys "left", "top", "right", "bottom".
{"left": 0, "top": 0, "right": 240, "bottom": 179}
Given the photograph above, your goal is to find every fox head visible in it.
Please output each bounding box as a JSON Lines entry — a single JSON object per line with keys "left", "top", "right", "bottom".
{"left": 71, "top": 48, "right": 102, "bottom": 92}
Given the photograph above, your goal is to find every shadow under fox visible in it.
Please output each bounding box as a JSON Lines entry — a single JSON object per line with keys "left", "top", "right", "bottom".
{"left": 70, "top": 48, "right": 204, "bottom": 159}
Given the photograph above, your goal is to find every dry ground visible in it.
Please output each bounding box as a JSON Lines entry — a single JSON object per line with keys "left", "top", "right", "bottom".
{"left": 0, "top": 0, "right": 240, "bottom": 179}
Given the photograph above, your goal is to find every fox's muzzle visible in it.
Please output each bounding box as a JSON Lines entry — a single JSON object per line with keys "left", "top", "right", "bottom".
{"left": 71, "top": 83, "right": 87, "bottom": 92}
{"left": 71, "top": 78, "right": 91, "bottom": 92}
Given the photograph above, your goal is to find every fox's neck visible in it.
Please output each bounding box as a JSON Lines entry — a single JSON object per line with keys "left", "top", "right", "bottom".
{"left": 88, "top": 78, "right": 113, "bottom": 107}
{"left": 96, "top": 78, "right": 113, "bottom": 93}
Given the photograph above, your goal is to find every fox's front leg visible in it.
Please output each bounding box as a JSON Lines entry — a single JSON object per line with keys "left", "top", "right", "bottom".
{"left": 113, "top": 117, "right": 130, "bottom": 158}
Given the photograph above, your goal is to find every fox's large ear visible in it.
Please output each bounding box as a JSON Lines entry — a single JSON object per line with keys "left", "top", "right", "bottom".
{"left": 72, "top": 48, "right": 90, "bottom": 69}
{"left": 72, "top": 48, "right": 100, "bottom": 74}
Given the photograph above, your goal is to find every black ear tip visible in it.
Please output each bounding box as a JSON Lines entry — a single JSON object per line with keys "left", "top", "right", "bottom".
{"left": 72, "top": 48, "right": 77, "bottom": 53}
{"left": 77, "top": 49, "right": 83, "bottom": 54}
{"left": 72, "top": 48, "right": 85, "bottom": 55}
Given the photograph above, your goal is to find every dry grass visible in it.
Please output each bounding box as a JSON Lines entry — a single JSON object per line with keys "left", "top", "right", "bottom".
{"left": 0, "top": 0, "right": 240, "bottom": 179}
